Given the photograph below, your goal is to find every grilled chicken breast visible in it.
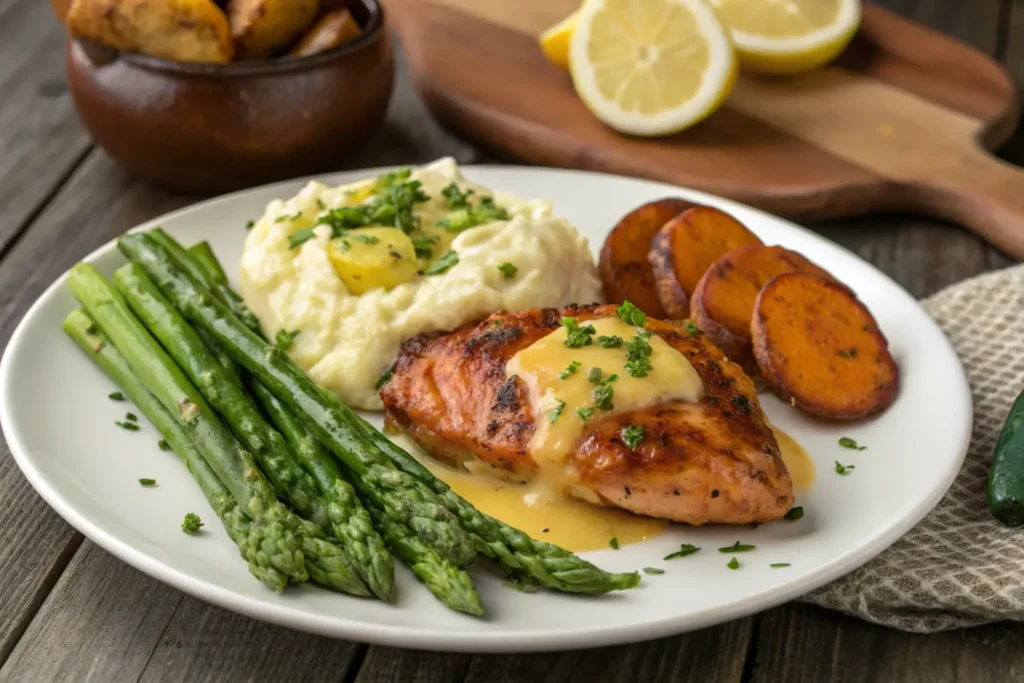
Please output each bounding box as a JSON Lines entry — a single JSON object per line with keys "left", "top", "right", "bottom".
{"left": 381, "top": 304, "right": 794, "bottom": 525}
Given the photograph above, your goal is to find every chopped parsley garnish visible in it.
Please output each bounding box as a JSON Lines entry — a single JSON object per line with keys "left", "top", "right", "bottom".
{"left": 411, "top": 233, "right": 439, "bottom": 259}
{"left": 376, "top": 167, "right": 412, "bottom": 188}
{"left": 558, "top": 361, "right": 581, "bottom": 379}
{"left": 158, "top": 439, "right": 171, "bottom": 451}
{"left": 562, "top": 317, "right": 596, "bottom": 348}
{"left": 685, "top": 321, "right": 702, "bottom": 336}
{"left": 718, "top": 541, "right": 756, "bottom": 553}
{"left": 498, "top": 262, "right": 518, "bottom": 279}
{"left": 317, "top": 206, "right": 373, "bottom": 235}
{"left": 275, "top": 328, "right": 300, "bottom": 351}
{"left": 139, "top": 478, "right": 156, "bottom": 486}
{"left": 426, "top": 250, "right": 459, "bottom": 275}
{"left": 609, "top": 537, "right": 619, "bottom": 550}
{"left": 181, "top": 513, "right": 204, "bottom": 535}
{"left": 588, "top": 367, "right": 603, "bottom": 383}
{"left": 375, "top": 364, "right": 395, "bottom": 390}
{"left": 598, "top": 335, "right": 624, "bottom": 348}
{"left": 624, "top": 333, "right": 654, "bottom": 378}
{"left": 835, "top": 461, "right": 855, "bottom": 475}
{"left": 643, "top": 567, "right": 665, "bottom": 575}
{"left": 616, "top": 301, "right": 647, "bottom": 327}
{"left": 727, "top": 557, "right": 740, "bottom": 570}
{"left": 839, "top": 437, "right": 867, "bottom": 450}
{"left": 316, "top": 198, "right": 327, "bottom": 210}
{"left": 245, "top": 220, "right": 255, "bottom": 230}
{"left": 125, "top": 412, "right": 138, "bottom": 422}
{"left": 275, "top": 211, "right": 303, "bottom": 223}
{"left": 441, "top": 182, "right": 474, "bottom": 209}
{"left": 576, "top": 406, "right": 595, "bottom": 423}
{"left": 784, "top": 506, "right": 804, "bottom": 521}
{"left": 288, "top": 227, "right": 316, "bottom": 249}
{"left": 621, "top": 425, "right": 644, "bottom": 449}
{"left": 770, "top": 563, "right": 791, "bottom": 568}
{"left": 115, "top": 421, "right": 140, "bottom": 431}
{"left": 351, "top": 233, "right": 381, "bottom": 245}
{"left": 108, "top": 392, "right": 125, "bottom": 401}
{"left": 436, "top": 195, "right": 510, "bottom": 233}
{"left": 663, "top": 544, "right": 700, "bottom": 560}
{"left": 548, "top": 400, "right": 566, "bottom": 424}
{"left": 316, "top": 171, "right": 429, "bottom": 235}
{"left": 593, "top": 381, "right": 614, "bottom": 411}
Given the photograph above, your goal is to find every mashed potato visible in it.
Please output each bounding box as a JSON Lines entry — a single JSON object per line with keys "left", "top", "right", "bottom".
{"left": 240, "top": 158, "right": 603, "bottom": 410}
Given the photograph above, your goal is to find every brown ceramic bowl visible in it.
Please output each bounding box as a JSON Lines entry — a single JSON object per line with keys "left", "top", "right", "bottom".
{"left": 65, "top": 0, "right": 393, "bottom": 193}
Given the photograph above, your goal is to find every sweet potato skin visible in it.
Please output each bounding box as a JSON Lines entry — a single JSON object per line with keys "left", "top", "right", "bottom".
{"left": 648, "top": 206, "right": 762, "bottom": 319}
{"left": 691, "top": 245, "right": 833, "bottom": 373}
{"left": 752, "top": 273, "right": 899, "bottom": 420}
{"left": 67, "top": 0, "right": 234, "bottom": 63}
{"left": 599, "top": 198, "right": 694, "bottom": 318}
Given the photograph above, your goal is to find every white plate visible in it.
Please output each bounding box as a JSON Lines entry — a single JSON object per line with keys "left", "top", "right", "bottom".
{"left": 0, "top": 166, "right": 971, "bottom": 653}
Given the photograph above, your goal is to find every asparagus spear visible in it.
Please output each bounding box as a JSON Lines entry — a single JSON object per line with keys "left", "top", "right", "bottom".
{"left": 151, "top": 228, "right": 261, "bottom": 333}
{"left": 357, "top": 417, "right": 640, "bottom": 593}
{"left": 188, "top": 241, "right": 229, "bottom": 285}
{"left": 66, "top": 264, "right": 308, "bottom": 587}
{"left": 62, "top": 309, "right": 288, "bottom": 592}
{"left": 171, "top": 241, "right": 395, "bottom": 601}
{"left": 112, "top": 263, "right": 370, "bottom": 598}
{"left": 365, "top": 505, "right": 483, "bottom": 616}
{"left": 252, "top": 381, "right": 394, "bottom": 602}
{"left": 64, "top": 309, "right": 367, "bottom": 595}
{"left": 118, "top": 232, "right": 478, "bottom": 570}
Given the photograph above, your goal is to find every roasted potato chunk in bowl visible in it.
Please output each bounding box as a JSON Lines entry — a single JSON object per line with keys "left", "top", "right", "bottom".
{"left": 65, "top": 0, "right": 393, "bottom": 192}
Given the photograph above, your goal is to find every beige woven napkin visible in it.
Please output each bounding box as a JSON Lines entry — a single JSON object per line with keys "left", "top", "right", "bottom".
{"left": 804, "top": 264, "right": 1024, "bottom": 632}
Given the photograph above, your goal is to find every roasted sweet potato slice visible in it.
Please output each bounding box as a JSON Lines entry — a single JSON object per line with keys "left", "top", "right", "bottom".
{"left": 599, "top": 198, "right": 695, "bottom": 317}
{"left": 691, "top": 245, "right": 834, "bottom": 371}
{"left": 752, "top": 273, "right": 899, "bottom": 420}
{"left": 648, "top": 207, "right": 763, "bottom": 318}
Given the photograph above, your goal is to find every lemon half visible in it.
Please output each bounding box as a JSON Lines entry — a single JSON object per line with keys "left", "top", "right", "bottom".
{"left": 708, "top": 0, "right": 861, "bottom": 74}
{"left": 568, "top": 0, "right": 736, "bottom": 137}
{"left": 539, "top": 10, "right": 580, "bottom": 71}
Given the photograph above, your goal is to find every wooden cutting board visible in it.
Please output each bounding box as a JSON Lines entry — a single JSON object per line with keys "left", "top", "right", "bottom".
{"left": 384, "top": 0, "right": 1024, "bottom": 259}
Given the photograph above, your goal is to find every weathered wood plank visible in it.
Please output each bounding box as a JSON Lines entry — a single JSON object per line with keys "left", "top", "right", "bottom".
{"left": 355, "top": 648, "right": 472, "bottom": 683}
{"left": 0, "top": 0, "right": 92, "bottom": 256}
{"left": 0, "top": 541, "right": 363, "bottom": 683}
{"left": 750, "top": 603, "right": 1024, "bottom": 683}
{"left": 461, "top": 618, "right": 752, "bottom": 683}
{"left": 0, "top": 152, "right": 194, "bottom": 665}
{"left": 0, "top": 542, "right": 184, "bottom": 683}
{"left": 137, "top": 588, "right": 362, "bottom": 683}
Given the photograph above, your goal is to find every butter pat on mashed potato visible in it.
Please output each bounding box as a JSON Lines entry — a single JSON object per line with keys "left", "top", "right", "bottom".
{"left": 240, "top": 158, "right": 603, "bottom": 410}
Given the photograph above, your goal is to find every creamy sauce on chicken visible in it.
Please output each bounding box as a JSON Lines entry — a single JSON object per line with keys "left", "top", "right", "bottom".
{"left": 774, "top": 427, "right": 815, "bottom": 491}
{"left": 426, "top": 461, "right": 669, "bottom": 552}
{"left": 505, "top": 316, "right": 705, "bottom": 499}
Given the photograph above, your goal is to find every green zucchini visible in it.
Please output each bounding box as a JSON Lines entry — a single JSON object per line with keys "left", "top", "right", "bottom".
{"left": 988, "top": 389, "right": 1024, "bottom": 526}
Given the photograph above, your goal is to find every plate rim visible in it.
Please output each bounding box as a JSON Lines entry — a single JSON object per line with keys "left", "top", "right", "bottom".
{"left": 0, "top": 163, "right": 973, "bottom": 652}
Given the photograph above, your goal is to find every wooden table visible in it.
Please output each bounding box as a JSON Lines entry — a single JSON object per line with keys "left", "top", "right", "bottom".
{"left": 0, "top": 1, "right": 1022, "bottom": 681}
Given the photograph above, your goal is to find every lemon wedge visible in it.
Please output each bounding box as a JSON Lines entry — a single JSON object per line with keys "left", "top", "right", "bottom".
{"left": 708, "top": 0, "right": 861, "bottom": 74}
{"left": 539, "top": 10, "right": 580, "bottom": 71}
{"left": 568, "top": 0, "right": 736, "bottom": 137}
